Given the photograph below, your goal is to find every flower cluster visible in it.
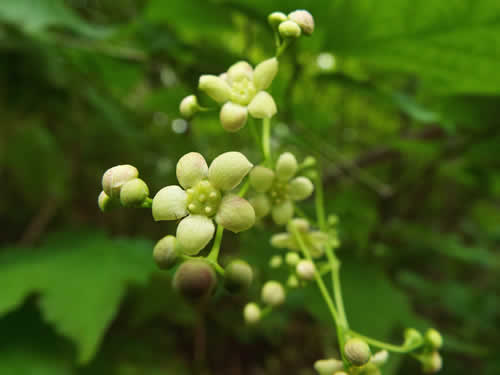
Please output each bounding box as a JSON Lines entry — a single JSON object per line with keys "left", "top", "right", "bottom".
{"left": 249, "top": 153, "right": 314, "bottom": 225}
{"left": 271, "top": 218, "right": 329, "bottom": 257}
{"left": 152, "top": 151, "right": 255, "bottom": 255}
{"left": 180, "top": 58, "right": 279, "bottom": 132}
{"left": 268, "top": 10, "right": 315, "bottom": 39}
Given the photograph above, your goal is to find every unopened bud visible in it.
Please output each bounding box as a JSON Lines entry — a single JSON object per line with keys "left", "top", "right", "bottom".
{"left": 261, "top": 280, "right": 285, "bottom": 306}
{"left": 296, "top": 260, "right": 315, "bottom": 281}
{"left": 98, "top": 191, "right": 115, "bottom": 212}
{"left": 179, "top": 95, "right": 199, "bottom": 118}
{"left": 422, "top": 351, "right": 442, "bottom": 374}
{"left": 425, "top": 329, "right": 443, "bottom": 350}
{"left": 288, "top": 10, "right": 315, "bottom": 35}
{"left": 120, "top": 178, "right": 149, "bottom": 207}
{"left": 278, "top": 20, "right": 302, "bottom": 38}
{"left": 314, "top": 358, "right": 344, "bottom": 375}
{"left": 301, "top": 156, "right": 317, "bottom": 169}
{"left": 153, "top": 235, "right": 180, "bottom": 269}
{"left": 287, "top": 274, "right": 299, "bottom": 288}
{"left": 344, "top": 338, "right": 371, "bottom": 366}
{"left": 285, "top": 252, "right": 301, "bottom": 266}
{"left": 268, "top": 11, "right": 287, "bottom": 28}
{"left": 102, "top": 164, "right": 138, "bottom": 198}
{"left": 225, "top": 259, "right": 253, "bottom": 293}
{"left": 244, "top": 302, "right": 261, "bottom": 324}
{"left": 173, "top": 260, "right": 217, "bottom": 300}
{"left": 269, "top": 255, "right": 283, "bottom": 268}
{"left": 404, "top": 328, "right": 423, "bottom": 347}
{"left": 220, "top": 102, "right": 248, "bottom": 132}
{"left": 370, "top": 350, "right": 389, "bottom": 366}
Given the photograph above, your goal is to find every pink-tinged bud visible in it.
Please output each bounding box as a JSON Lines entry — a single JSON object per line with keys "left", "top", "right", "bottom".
{"left": 173, "top": 260, "right": 217, "bottom": 300}
{"left": 288, "top": 10, "right": 315, "bottom": 35}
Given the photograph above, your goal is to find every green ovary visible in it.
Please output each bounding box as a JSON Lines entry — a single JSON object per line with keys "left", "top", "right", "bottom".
{"left": 230, "top": 78, "right": 256, "bottom": 106}
{"left": 269, "top": 181, "right": 290, "bottom": 205}
{"left": 186, "top": 180, "right": 221, "bottom": 217}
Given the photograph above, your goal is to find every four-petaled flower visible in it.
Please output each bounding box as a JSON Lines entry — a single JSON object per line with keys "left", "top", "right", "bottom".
{"left": 248, "top": 152, "right": 314, "bottom": 225}
{"left": 152, "top": 152, "right": 256, "bottom": 255}
{"left": 198, "top": 58, "right": 279, "bottom": 132}
{"left": 270, "top": 218, "right": 328, "bottom": 258}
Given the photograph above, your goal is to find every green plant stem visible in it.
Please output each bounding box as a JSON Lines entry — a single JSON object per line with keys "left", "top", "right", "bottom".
{"left": 207, "top": 225, "right": 224, "bottom": 263}
{"left": 238, "top": 180, "right": 250, "bottom": 197}
{"left": 315, "top": 171, "right": 326, "bottom": 231}
{"left": 262, "top": 117, "right": 273, "bottom": 166}
{"left": 140, "top": 197, "right": 153, "bottom": 208}
{"left": 348, "top": 330, "right": 423, "bottom": 353}
{"left": 276, "top": 39, "right": 291, "bottom": 58}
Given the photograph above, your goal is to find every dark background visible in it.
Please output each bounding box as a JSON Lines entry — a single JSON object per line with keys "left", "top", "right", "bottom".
{"left": 0, "top": 0, "right": 499, "bottom": 374}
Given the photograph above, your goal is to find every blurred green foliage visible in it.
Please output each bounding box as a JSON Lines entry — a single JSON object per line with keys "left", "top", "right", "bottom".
{"left": 0, "top": 0, "right": 499, "bottom": 374}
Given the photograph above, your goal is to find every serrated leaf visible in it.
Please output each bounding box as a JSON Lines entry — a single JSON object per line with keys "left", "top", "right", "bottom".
{"left": 0, "top": 230, "right": 155, "bottom": 364}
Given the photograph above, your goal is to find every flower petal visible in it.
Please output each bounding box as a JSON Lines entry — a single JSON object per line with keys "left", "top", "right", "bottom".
{"left": 249, "top": 194, "right": 271, "bottom": 218}
{"left": 152, "top": 185, "right": 188, "bottom": 221}
{"left": 198, "top": 75, "right": 231, "bottom": 104}
{"left": 289, "top": 176, "right": 314, "bottom": 201}
{"left": 271, "top": 200, "right": 294, "bottom": 225}
{"left": 220, "top": 102, "right": 248, "bottom": 132}
{"left": 176, "top": 152, "right": 209, "bottom": 189}
{"left": 176, "top": 215, "right": 215, "bottom": 255}
{"left": 270, "top": 233, "right": 291, "bottom": 248}
{"left": 253, "top": 57, "right": 278, "bottom": 91}
{"left": 248, "top": 91, "right": 277, "bottom": 119}
{"left": 215, "top": 194, "right": 255, "bottom": 233}
{"left": 227, "top": 61, "right": 253, "bottom": 83}
{"left": 276, "top": 152, "right": 298, "bottom": 181}
{"left": 249, "top": 166, "right": 275, "bottom": 192}
{"left": 208, "top": 151, "right": 253, "bottom": 191}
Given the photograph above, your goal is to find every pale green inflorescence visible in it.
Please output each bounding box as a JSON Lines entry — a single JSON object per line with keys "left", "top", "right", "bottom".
{"left": 152, "top": 151, "right": 255, "bottom": 255}
{"left": 248, "top": 152, "right": 314, "bottom": 225}
{"left": 271, "top": 218, "right": 329, "bottom": 258}
{"left": 192, "top": 58, "right": 278, "bottom": 132}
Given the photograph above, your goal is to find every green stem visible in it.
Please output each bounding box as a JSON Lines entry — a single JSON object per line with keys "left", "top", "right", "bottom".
{"left": 315, "top": 171, "right": 326, "bottom": 231}
{"left": 182, "top": 255, "right": 225, "bottom": 276}
{"left": 276, "top": 39, "right": 291, "bottom": 58}
{"left": 207, "top": 225, "right": 224, "bottom": 263}
{"left": 140, "top": 197, "right": 153, "bottom": 208}
{"left": 348, "top": 330, "right": 423, "bottom": 353}
{"left": 262, "top": 117, "right": 273, "bottom": 166}
{"left": 238, "top": 179, "right": 250, "bottom": 197}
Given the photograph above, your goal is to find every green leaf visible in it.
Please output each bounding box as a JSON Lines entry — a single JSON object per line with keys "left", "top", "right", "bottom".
{"left": 0, "top": 230, "right": 155, "bottom": 364}
{"left": 0, "top": 0, "right": 111, "bottom": 38}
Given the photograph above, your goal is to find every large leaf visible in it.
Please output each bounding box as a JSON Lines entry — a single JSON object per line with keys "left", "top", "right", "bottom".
{"left": 0, "top": 230, "right": 155, "bottom": 363}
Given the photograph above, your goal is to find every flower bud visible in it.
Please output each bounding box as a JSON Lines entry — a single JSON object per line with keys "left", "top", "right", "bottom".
{"left": 254, "top": 57, "right": 279, "bottom": 91}
{"left": 248, "top": 91, "right": 277, "bottom": 119}
{"left": 268, "top": 11, "right": 287, "bottom": 28}
{"left": 261, "top": 280, "right": 286, "bottom": 306}
{"left": 370, "top": 350, "right": 389, "bottom": 366}
{"left": 243, "top": 302, "right": 261, "bottom": 324}
{"left": 289, "top": 176, "right": 314, "bottom": 201}
{"left": 224, "top": 259, "right": 253, "bottom": 293}
{"left": 404, "top": 328, "right": 423, "bottom": 347}
{"left": 215, "top": 194, "right": 255, "bottom": 233}
{"left": 176, "top": 152, "right": 209, "bottom": 189}
{"left": 301, "top": 156, "right": 317, "bottom": 169}
{"left": 314, "top": 358, "right": 344, "bottom": 375}
{"left": 208, "top": 151, "right": 253, "bottom": 191}
{"left": 270, "top": 233, "right": 291, "bottom": 248}
{"left": 176, "top": 215, "right": 215, "bottom": 255}
{"left": 425, "top": 329, "right": 443, "bottom": 350}
{"left": 285, "top": 252, "right": 300, "bottom": 266}
{"left": 152, "top": 185, "right": 188, "bottom": 221}
{"left": 276, "top": 152, "right": 298, "bottom": 181}
{"left": 296, "top": 260, "right": 315, "bottom": 281}
{"left": 249, "top": 194, "right": 271, "bottom": 218}
{"left": 287, "top": 274, "right": 299, "bottom": 288}
{"left": 220, "top": 102, "right": 248, "bottom": 132}
{"left": 153, "top": 235, "right": 179, "bottom": 269}
{"left": 102, "top": 164, "right": 138, "bottom": 198}
{"left": 120, "top": 178, "right": 149, "bottom": 207}
{"left": 422, "top": 351, "right": 442, "bottom": 374}
{"left": 98, "top": 191, "right": 116, "bottom": 212}
{"left": 173, "top": 260, "right": 217, "bottom": 300}
{"left": 199, "top": 75, "right": 231, "bottom": 103}
{"left": 249, "top": 166, "right": 275, "bottom": 192}
{"left": 278, "top": 20, "right": 302, "bottom": 38}
{"left": 271, "top": 200, "right": 294, "bottom": 225}
{"left": 288, "top": 10, "right": 315, "bottom": 35}
{"left": 179, "top": 95, "right": 199, "bottom": 118}
{"left": 361, "top": 363, "right": 382, "bottom": 375}
{"left": 344, "top": 338, "right": 371, "bottom": 366}
{"left": 333, "top": 372, "right": 349, "bottom": 375}
{"left": 269, "top": 255, "right": 283, "bottom": 268}
{"left": 287, "top": 218, "right": 310, "bottom": 233}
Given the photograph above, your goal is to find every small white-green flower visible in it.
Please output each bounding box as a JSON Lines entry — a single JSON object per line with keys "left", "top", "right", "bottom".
{"left": 270, "top": 218, "right": 328, "bottom": 258}
{"left": 152, "top": 152, "right": 255, "bottom": 255}
{"left": 198, "top": 58, "right": 279, "bottom": 132}
{"left": 249, "top": 153, "right": 314, "bottom": 225}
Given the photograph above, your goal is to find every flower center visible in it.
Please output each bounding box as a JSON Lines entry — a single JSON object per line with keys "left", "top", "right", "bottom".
{"left": 186, "top": 180, "right": 221, "bottom": 217}
{"left": 269, "top": 181, "right": 290, "bottom": 205}
{"left": 230, "top": 78, "right": 256, "bottom": 106}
